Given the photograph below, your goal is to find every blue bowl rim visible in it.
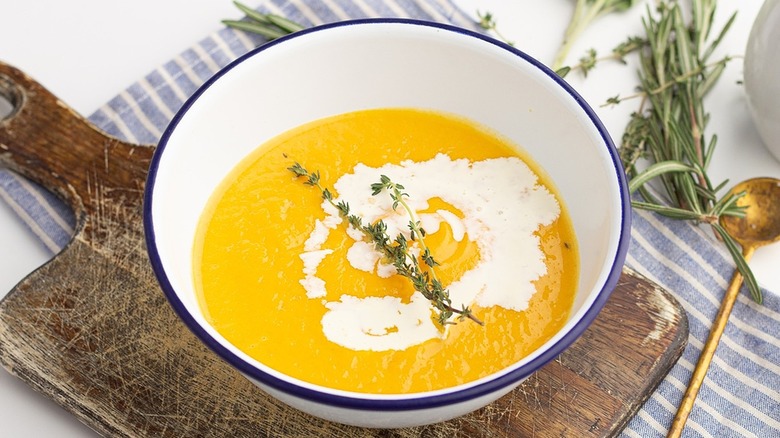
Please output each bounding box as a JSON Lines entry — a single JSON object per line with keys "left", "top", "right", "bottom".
{"left": 143, "top": 17, "right": 632, "bottom": 412}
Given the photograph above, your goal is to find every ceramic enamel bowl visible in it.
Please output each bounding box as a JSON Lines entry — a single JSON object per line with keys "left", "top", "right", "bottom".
{"left": 144, "top": 19, "right": 630, "bottom": 428}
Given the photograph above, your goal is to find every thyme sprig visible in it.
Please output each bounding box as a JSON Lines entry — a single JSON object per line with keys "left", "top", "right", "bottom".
{"left": 288, "top": 163, "right": 483, "bottom": 326}
{"left": 620, "top": 0, "right": 760, "bottom": 303}
{"left": 557, "top": 35, "right": 645, "bottom": 78}
{"left": 476, "top": 10, "right": 515, "bottom": 46}
{"left": 223, "top": 1, "right": 303, "bottom": 41}
{"left": 552, "top": 0, "right": 638, "bottom": 72}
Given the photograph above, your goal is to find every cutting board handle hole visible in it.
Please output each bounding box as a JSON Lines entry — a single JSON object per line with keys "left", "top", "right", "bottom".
{"left": 0, "top": 74, "right": 22, "bottom": 121}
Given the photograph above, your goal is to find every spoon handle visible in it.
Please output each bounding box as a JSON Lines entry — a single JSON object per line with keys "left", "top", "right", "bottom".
{"left": 667, "top": 245, "right": 757, "bottom": 437}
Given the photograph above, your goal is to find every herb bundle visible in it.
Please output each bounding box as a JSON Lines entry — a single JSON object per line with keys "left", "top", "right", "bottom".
{"left": 620, "top": 0, "right": 761, "bottom": 302}
{"left": 288, "top": 163, "right": 483, "bottom": 326}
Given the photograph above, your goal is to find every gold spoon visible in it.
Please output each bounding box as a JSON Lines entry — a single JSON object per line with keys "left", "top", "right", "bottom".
{"left": 668, "top": 177, "right": 780, "bottom": 437}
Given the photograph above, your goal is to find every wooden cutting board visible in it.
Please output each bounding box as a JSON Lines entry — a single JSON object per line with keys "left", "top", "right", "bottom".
{"left": 0, "top": 60, "right": 688, "bottom": 437}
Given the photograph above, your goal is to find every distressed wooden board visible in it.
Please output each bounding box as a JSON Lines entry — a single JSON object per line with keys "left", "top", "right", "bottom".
{"left": 0, "top": 60, "right": 688, "bottom": 437}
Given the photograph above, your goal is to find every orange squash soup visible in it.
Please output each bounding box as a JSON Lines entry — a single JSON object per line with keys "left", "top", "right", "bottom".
{"left": 193, "top": 108, "right": 578, "bottom": 394}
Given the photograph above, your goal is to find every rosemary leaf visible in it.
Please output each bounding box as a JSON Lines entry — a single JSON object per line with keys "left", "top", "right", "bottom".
{"left": 712, "top": 223, "right": 762, "bottom": 304}
{"left": 266, "top": 14, "right": 306, "bottom": 33}
{"left": 628, "top": 161, "right": 698, "bottom": 194}
{"left": 702, "top": 12, "right": 736, "bottom": 61}
{"left": 629, "top": 202, "right": 706, "bottom": 221}
{"left": 710, "top": 191, "right": 747, "bottom": 219}
{"left": 232, "top": 0, "right": 274, "bottom": 24}
{"left": 222, "top": 19, "right": 289, "bottom": 40}
{"left": 224, "top": 1, "right": 303, "bottom": 42}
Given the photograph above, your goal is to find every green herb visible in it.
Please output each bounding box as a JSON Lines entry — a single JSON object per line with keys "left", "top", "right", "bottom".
{"left": 552, "top": 0, "right": 638, "bottom": 73}
{"left": 476, "top": 10, "right": 515, "bottom": 46}
{"left": 619, "top": 1, "right": 760, "bottom": 302}
{"left": 223, "top": 1, "right": 304, "bottom": 41}
{"left": 288, "top": 163, "right": 483, "bottom": 326}
{"left": 558, "top": 35, "right": 645, "bottom": 78}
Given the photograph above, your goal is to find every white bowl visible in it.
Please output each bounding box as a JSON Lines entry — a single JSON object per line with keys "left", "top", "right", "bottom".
{"left": 144, "top": 19, "right": 630, "bottom": 428}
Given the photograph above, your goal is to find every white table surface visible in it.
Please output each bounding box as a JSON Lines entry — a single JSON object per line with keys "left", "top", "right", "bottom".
{"left": 0, "top": 0, "right": 778, "bottom": 436}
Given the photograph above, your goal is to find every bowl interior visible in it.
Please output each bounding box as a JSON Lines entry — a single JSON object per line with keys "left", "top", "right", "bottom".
{"left": 147, "top": 20, "right": 625, "bottom": 396}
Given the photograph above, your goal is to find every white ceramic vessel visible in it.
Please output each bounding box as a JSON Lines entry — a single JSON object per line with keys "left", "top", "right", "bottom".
{"left": 745, "top": 0, "right": 780, "bottom": 162}
{"left": 144, "top": 19, "right": 631, "bottom": 428}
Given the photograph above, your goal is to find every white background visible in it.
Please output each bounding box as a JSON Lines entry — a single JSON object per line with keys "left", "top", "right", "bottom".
{"left": 0, "top": 0, "right": 777, "bottom": 436}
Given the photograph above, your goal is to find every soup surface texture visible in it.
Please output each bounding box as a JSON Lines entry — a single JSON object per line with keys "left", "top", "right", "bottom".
{"left": 194, "top": 108, "right": 578, "bottom": 394}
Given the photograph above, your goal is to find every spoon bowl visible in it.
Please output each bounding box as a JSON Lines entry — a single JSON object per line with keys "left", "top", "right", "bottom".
{"left": 669, "top": 176, "right": 780, "bottom": 436}
{"left": 720, "top": 177, "right": 780, "bottom": 250}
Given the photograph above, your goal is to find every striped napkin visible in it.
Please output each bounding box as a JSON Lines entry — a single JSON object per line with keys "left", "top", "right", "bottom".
{"left": 1, "top": 0, "right": 778, "bottom": 436}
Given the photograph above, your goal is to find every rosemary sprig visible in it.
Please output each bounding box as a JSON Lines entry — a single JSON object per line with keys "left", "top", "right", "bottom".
{"left": 552, "top": 0, "right": 638, "bottom": 72}
{"left": 288, "top": 163, "right": 483, "bottom": 326}
{"left": 223, "top": 1, "right": 303, "bottom": 41}
{"left": 620, "top": 1, "right": 761, "bottom": 303}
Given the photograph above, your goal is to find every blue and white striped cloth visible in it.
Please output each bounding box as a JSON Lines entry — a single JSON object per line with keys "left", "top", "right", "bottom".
{"left": 1, "top": 0, "right": 778, "bottom": 436}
